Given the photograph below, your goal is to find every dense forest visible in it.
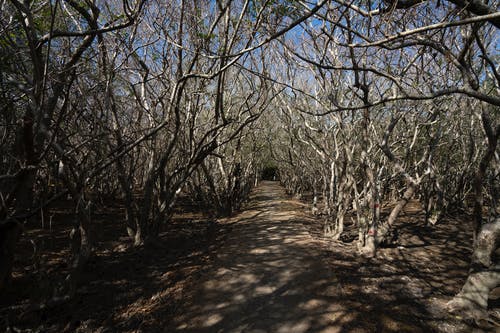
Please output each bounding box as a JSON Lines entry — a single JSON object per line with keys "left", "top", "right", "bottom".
{"left": 0, "top": 0, "right": 499, "bottom": 332}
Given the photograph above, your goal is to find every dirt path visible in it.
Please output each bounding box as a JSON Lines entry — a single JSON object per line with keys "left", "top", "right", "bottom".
{"left": 169, "top": 181, "right": 342, "bottom": 332}
{"left": 1, "top": 181, "right": 479, "bottom": 332}
{"left": 169, "top": 182, "right": 338, "bottom": 333}
{"left": 168, "top": 181, "right": 467, "bottom": 333}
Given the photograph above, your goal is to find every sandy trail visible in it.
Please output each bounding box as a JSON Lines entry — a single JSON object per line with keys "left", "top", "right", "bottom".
{"left": 169, "top": 182, "right": 357, "bottom": 333}
{"left": 167, "top": 181, "right": 476, "bottom": 333}
{"left": 1, "top": 182, "right": 476, "bottom": 332}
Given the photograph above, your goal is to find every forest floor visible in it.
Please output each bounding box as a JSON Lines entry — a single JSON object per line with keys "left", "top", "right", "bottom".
{"left": 1, "top": 181, "right": 498, "bottom": 332}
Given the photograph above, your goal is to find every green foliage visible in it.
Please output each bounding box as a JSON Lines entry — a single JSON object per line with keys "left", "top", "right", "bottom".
{"left": 248, "top": 0, "right": 298, "bottom": 19}
{"left": 197, "top": 32, "right": 216, "bottom": 42}
{"left": 33, "top": 4, "right": 53, "bottom": 32}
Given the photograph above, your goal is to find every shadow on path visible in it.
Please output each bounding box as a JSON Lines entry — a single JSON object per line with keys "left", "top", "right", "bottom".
{"left": 166, "top": 181, "right": 441, "bottom": 333}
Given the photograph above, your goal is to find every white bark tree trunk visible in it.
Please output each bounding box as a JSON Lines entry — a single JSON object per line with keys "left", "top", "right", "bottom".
{"left": 448, "top": 218, "right": 500, "bottom": 320}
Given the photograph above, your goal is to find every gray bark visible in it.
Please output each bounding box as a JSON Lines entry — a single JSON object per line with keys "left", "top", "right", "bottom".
{"left": 0, "top": 220, "right": 22, "bottom": 291}
{"left": 448, "top": 218, "right": 500, "bottom": 320}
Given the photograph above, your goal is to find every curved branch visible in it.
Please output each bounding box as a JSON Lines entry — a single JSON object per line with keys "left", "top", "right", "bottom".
{"left": 302, "top": 88, "right": 500, "bottom": 116}
{"left": 348, "top": 12, "right": 500, "bottom": 48}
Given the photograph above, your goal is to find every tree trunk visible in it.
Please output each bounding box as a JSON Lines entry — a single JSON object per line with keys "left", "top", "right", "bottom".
{"left": 0, "top": 220, "right": 22, "bottom": 291}
{"left": 376, "top": 182, "right": 416, "bottom": 246}
{"left": 64, "top": 196, "right": 93, "bottom": 298}
{"left": 0, "top": 114, "right": 39, "bottom": 290}
{"left": 448, "top": 108, "right": 500, "bottom": 322}
{"left": 312, "top": 179, "right": 319, "bottom": 215}
{"left": 448, "top": 218, "right": 500, "bottom": 320}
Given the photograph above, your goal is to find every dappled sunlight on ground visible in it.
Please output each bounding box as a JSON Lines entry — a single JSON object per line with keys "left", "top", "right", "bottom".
{"left": 165, "top": 181, "right": 472, "bottom": 333}
{"left": 2, "top": 182, "right": 481, "bottom": 332}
